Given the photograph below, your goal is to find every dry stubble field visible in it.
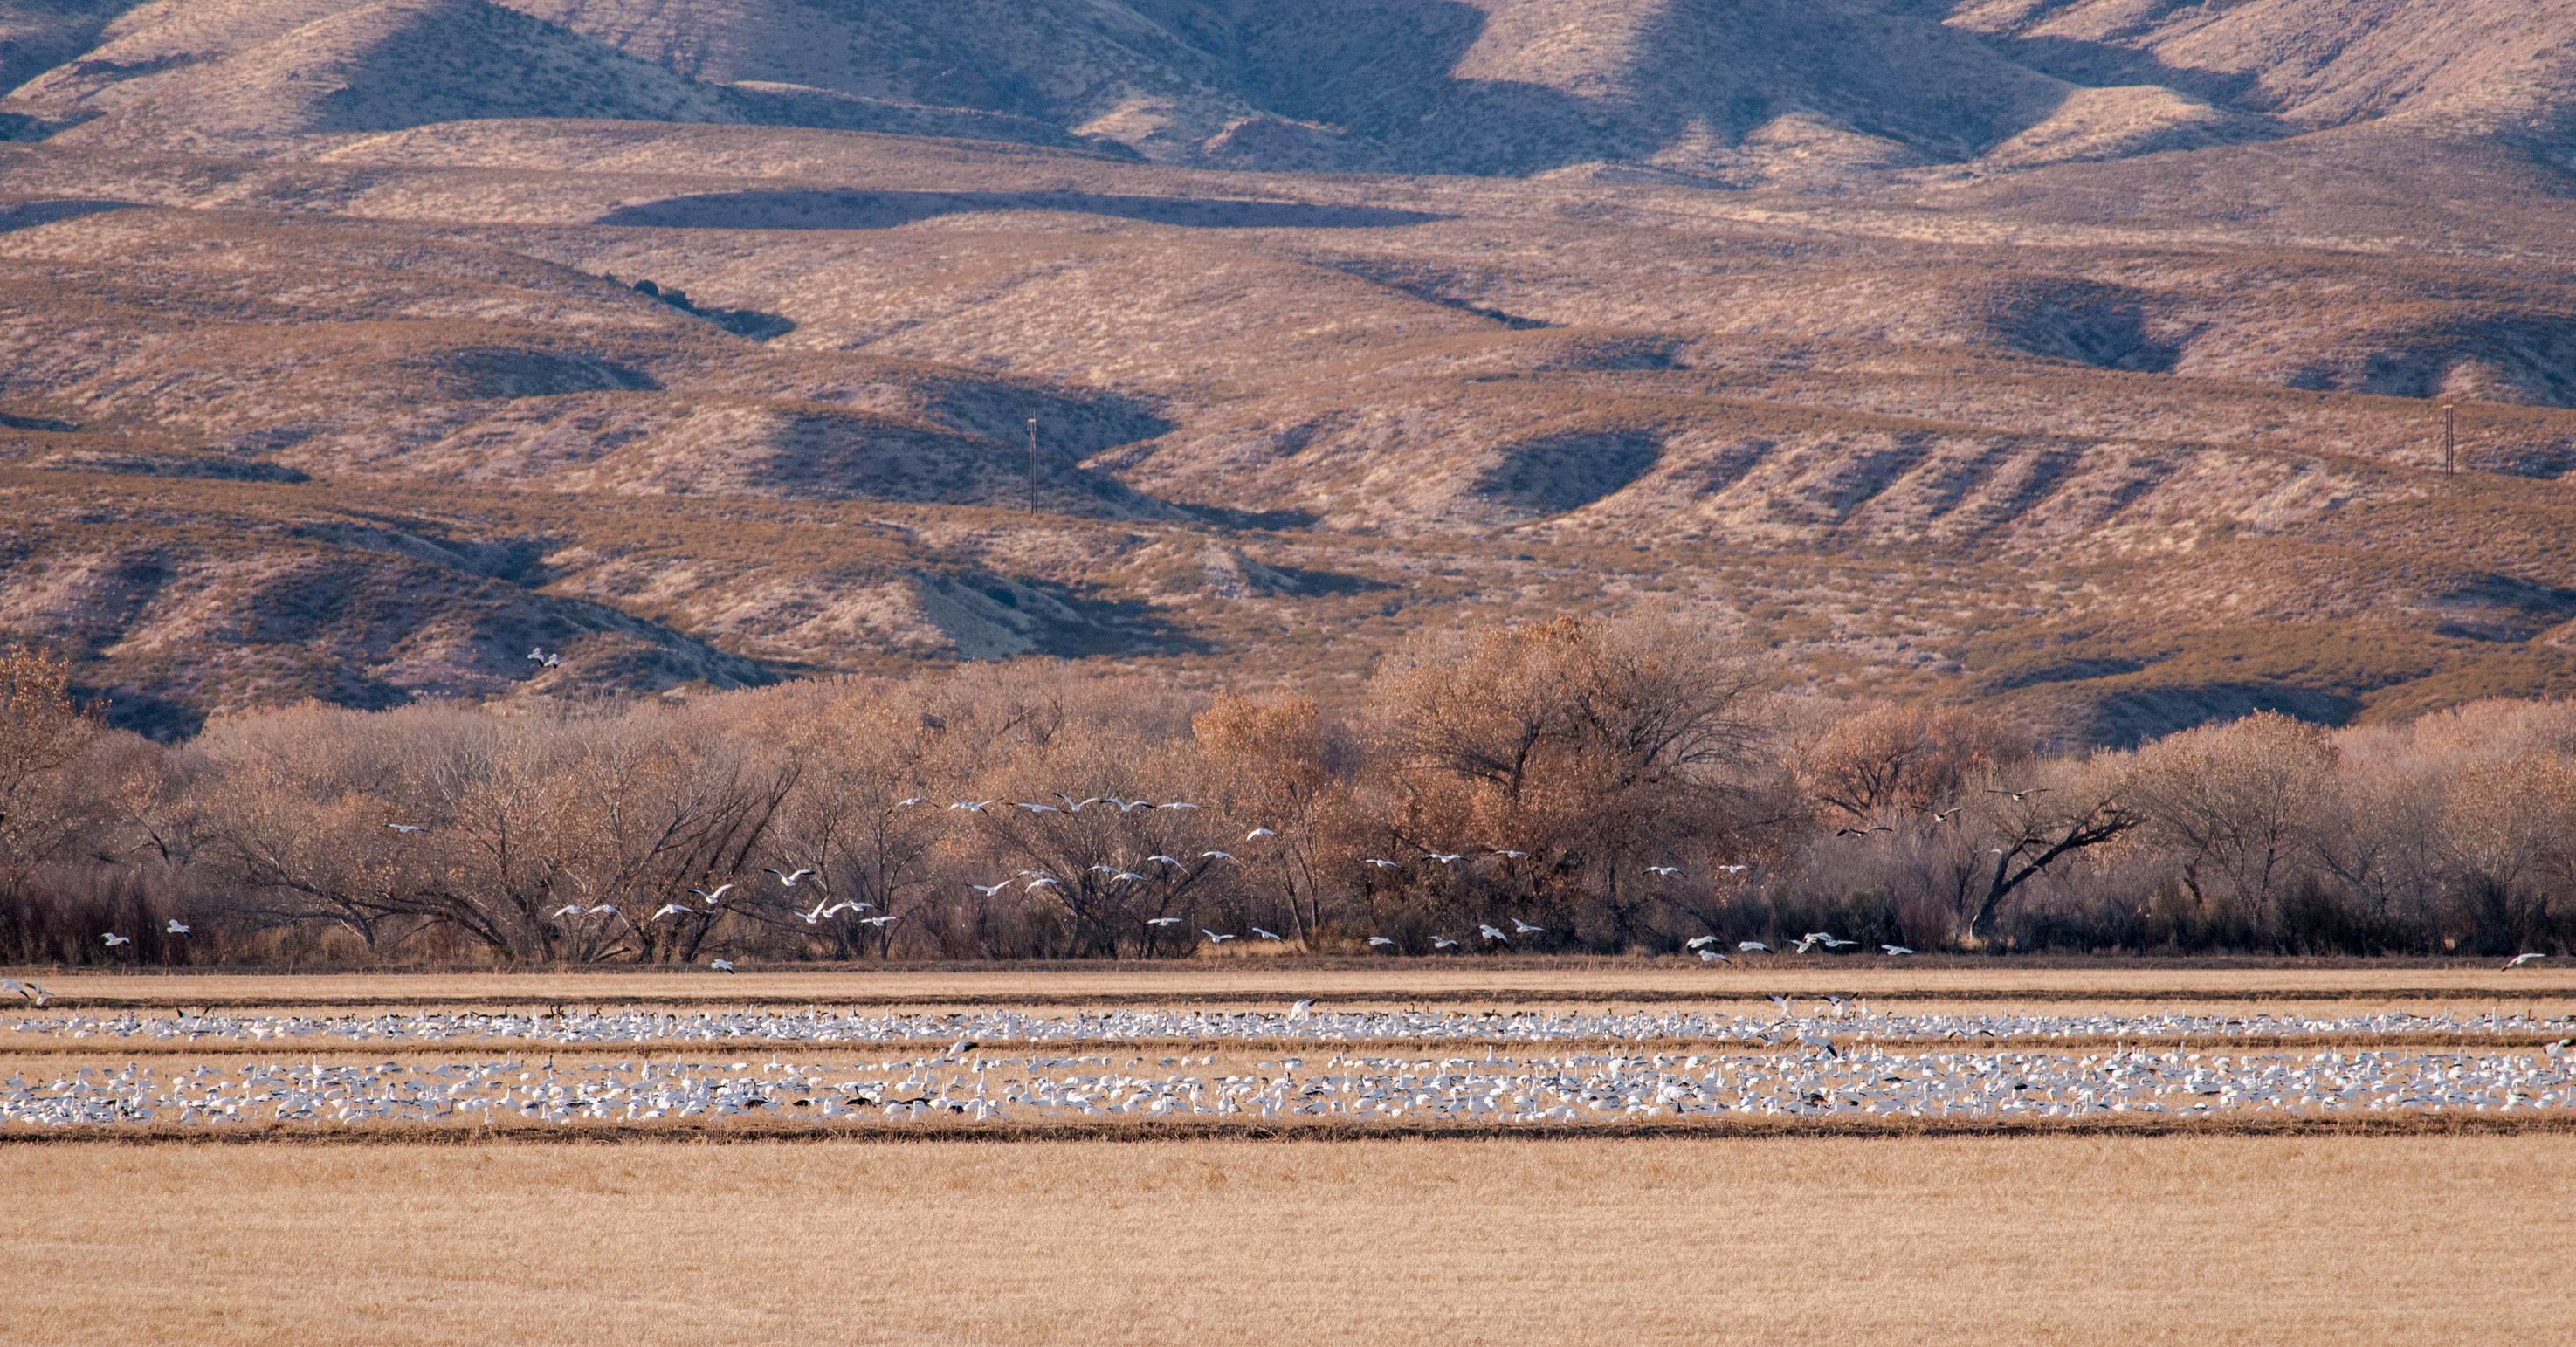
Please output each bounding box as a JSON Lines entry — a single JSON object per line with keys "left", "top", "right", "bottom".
{"left": 5, "top": 960, "right": 2573, "bottom": 1343}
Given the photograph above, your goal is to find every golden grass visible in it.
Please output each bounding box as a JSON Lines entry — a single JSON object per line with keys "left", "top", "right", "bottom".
{"left": 3, "top": 1135, "right": 2572, "bottom": 1343}
{"left": 16, "top": 962, "right": 2576, "bottom": 1009}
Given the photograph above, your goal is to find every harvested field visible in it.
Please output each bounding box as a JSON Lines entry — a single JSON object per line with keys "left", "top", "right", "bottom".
{"left": 4, "top": 1136, "right": 2572, "bottom": 1344}
{"left": 14, "top": 960, "right": 2576, "bottom": 1009}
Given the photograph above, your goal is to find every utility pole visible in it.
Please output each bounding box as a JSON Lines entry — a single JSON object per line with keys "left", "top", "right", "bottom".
{"left": 2442, "top": 403, "right": 2456, "bottom": 476}
{"left": 1026, "top": 417, "right": 1038, "bottom": 476}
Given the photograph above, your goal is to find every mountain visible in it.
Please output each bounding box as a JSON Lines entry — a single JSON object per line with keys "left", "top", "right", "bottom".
{"left": 0, "top": 0, "right": 2573, "bottom": 739}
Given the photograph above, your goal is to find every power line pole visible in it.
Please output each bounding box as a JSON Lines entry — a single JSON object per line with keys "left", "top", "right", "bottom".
{"left": 1026, "top": 417, "right": 1038, "bottom": 476}
{"left": 2442, "top": 403, "right": 2457, "bottom": 476}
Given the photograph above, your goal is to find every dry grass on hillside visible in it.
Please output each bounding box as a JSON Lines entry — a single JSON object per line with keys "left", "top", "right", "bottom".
{"left": 3, "top": 1135, "right": 2570, "bottom": 1343}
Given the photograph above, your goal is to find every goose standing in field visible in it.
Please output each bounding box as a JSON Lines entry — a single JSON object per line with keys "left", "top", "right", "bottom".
{"left": 164, "top": 919, "right": 189, "bottom": 935}
{"left": 2504, "top": 952, "right": 2549, "bottom": 969}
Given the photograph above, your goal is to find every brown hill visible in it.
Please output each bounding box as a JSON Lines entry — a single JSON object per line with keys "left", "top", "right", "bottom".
{"left": 0, "top": 2, "right": 2573, "bottom": 739}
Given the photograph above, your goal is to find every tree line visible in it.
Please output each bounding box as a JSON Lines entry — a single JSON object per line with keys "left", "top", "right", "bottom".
{"left": 3, "top": 620, "right": 2571, "bottom": 966}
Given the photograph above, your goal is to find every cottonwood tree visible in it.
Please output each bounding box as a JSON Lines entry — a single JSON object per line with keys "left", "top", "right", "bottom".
{"left": 0, "top": 646, "right": 105, "bottom": 956}
{"left": 1368, "top": 616, "right": 1772, "bottom": 945}
{"left": 2125, "top": 712, "right": 2338, "bottom": 940}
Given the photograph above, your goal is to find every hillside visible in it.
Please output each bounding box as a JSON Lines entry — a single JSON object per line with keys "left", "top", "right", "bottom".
{"left": 0, "top": 1, "right": 2572, "bottom": 739}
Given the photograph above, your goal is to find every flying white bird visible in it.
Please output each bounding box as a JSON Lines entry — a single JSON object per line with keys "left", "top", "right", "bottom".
{"left": 1026, "top": 876, "right": 1060, "bottom": 891}
{"left": 1717, "top": 864, "right": 1750, "bottom": 875}
{"left": 1016, "top": 802, "right": 1059, "bottom": 814}
{"left": 1424, "top": 852, "right": 1465, "bottom": 864}
{"left": 895, "top": 797, "right": 926, "bottom": 808}
{"left": 550, "top": 905, "right": 586, "bottom": 919}
{"left": 1685, "top": 935, "right": 1718, "bottom": 949}
{"left": 858, "top": 915, "right": 899, "bottom": 928}
{"left": 1363, "top": 858, "right": 1399, "bottom": 869}
{"left": 1161, "top": 801, "right": 1202, "bottom": 810}
{"left": 1202, "top": 850, "right": 1236, "bottom": 862}
{"left": 101, "top": 932, "right": 131, "bottom": 946}
{"left": 585, "top": 904, "right": 621, "bottom": 917}
{"left": 1647, "top": 865, "right": 1681, "bottom": 877}
{"left": 949, "top": 801, "right": 995, "bottom": 812}
{"left": 1882, "top": 944, "right": 1918, "bottom": 957}
{"left": 1988, "top": 787, "right": 2048, "bottom": 801}
{"left": 766, "top": 868, "right": 815, "bottom": 887}
{"left": 1699, "top": 949, "right": 1730, "bottom": 964}
{"left": 1202, "top": 929, "right": 1236, "bottom": 943}
{"left": 1251, "top": 926, "right": 1284, "bottom": 941}
{"left": 1429, "top": 935, "right": 1460, "bottom": 949}
{"left": 0, "top": 978, "right": 47, "bottom": 1007}
{"left": 1146, "top": 917, "right": 1182, "bottom": 927}
{"left": 708, "top": 959, "right": 735, "bottom": 973}
{"left": 797, "top": 900, "right": 836, "bottom": 924}
{"left": 1246, "top": 828, "right": 1278, "bottom": 840}
{"left": 1147, "top": 856, "right": 1184, "bottom": 868}
{"left": 1510, "top": 918, "right": 1546, "bottom": 935}
{"left": 385, "top": 823, "right": 426, "bottom": 835}
{"left": 2505, "top": 952, "right": 2549, "bottom": 969}
{"left": 692, "top": 884, "right": 737, "bottom": 904}
{"left": 1367, "top": 936, "right": 1395, "bottom": 947}
{"left": 650, "top": 904, "right": 693, "bottom": 921}
{"left": 968, "top": 883, "right": 1013, "bottom": 897}
{"left": 1491, "top": 849, "right": 1529, "bottom": 859}
{"left": 165, "top": 919, "right": 190, "bottom": 935}
{"left": 1478, "top": 924, "right": 1509, "bottom": 943}
{"left": 1111, "top": 871, "right": 1145, "bottom": 883}
{"left": 1738, "top": 941, "right": 1771, "bottom": 953}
